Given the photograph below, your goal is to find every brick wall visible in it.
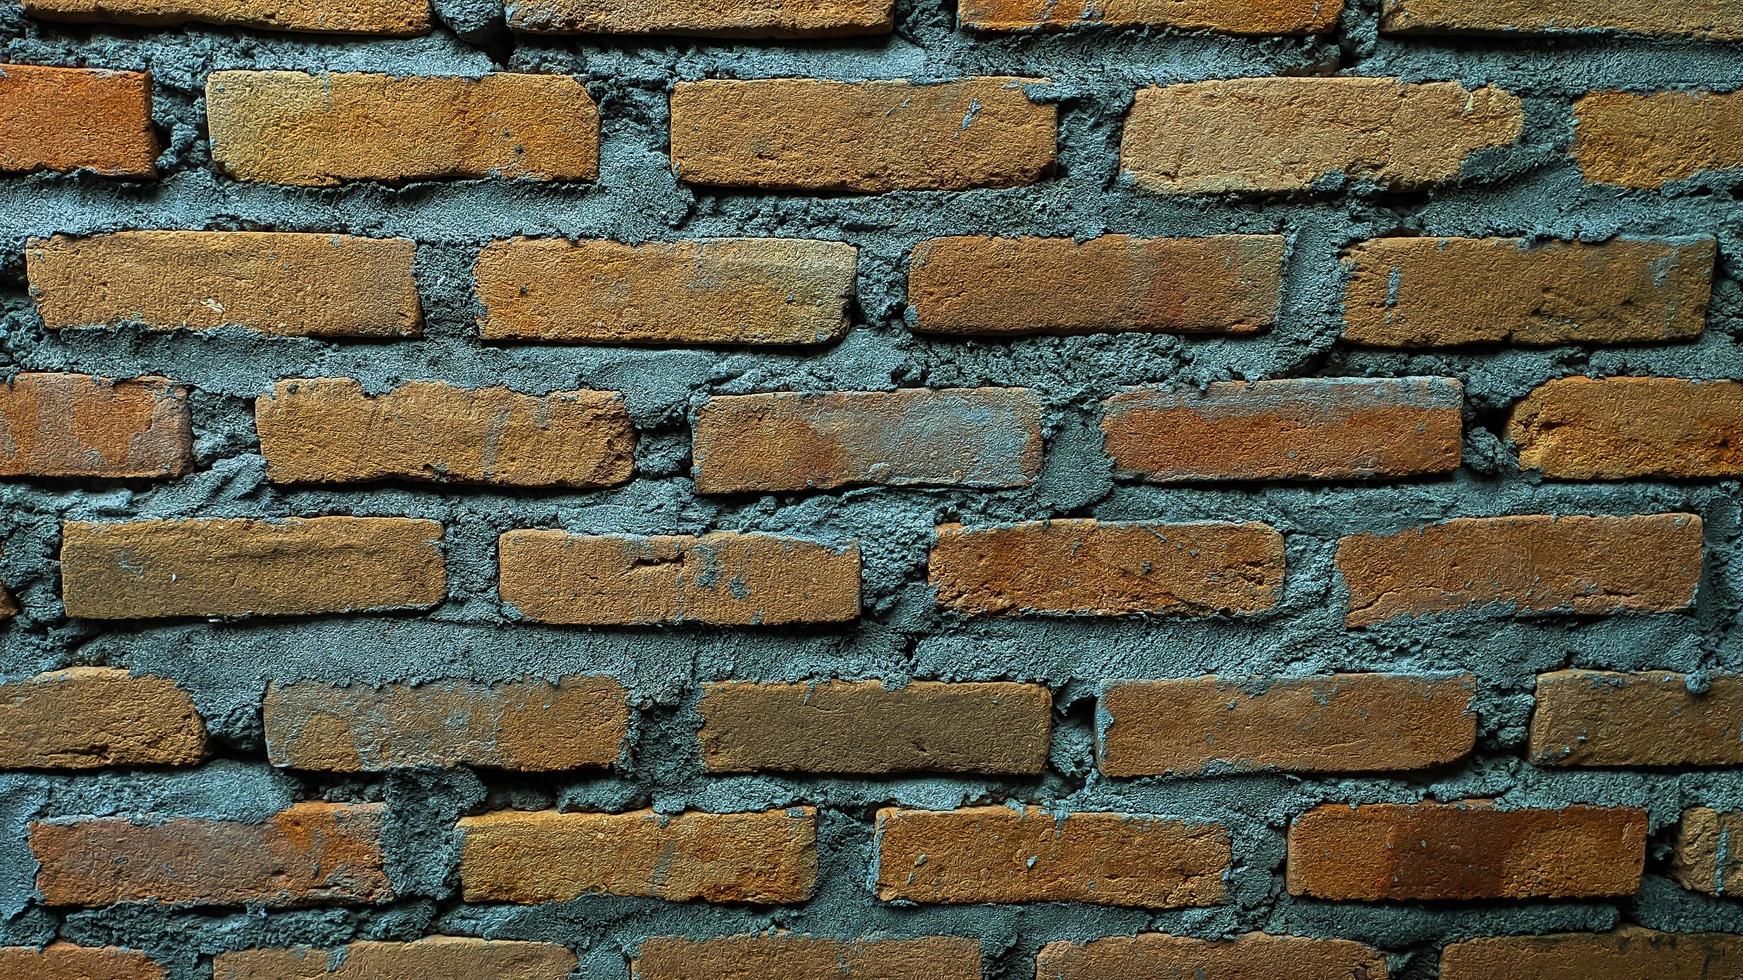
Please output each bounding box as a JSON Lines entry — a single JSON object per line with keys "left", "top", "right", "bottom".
{"left": 0, "top": 0, "right": 1741, "bottom": 977}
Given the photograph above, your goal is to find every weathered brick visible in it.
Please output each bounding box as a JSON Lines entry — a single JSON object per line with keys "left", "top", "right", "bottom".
{"left": 508, "top": 0, "right": 893, "bottom": 36}
{"left": 1509, "top": 377, "right": 1743, "bottom": 479}
{"left": 263, "top": 676, "right": 629, "bottom": 772}
{"left": 699, "top": 680, "right": 1051, "bottom": 774}
{"left": 962, "top": 0, "right": 1341, "bottom": 32}
{"left": 931, "top": 520, "right": 1285, "bottom": 617}
{"left": 1337, "top": 514, "right": 1702, "bottom": 628}
{"left": 1529, "top": 670, "right": 1743, "bottom": 768}
{"left": 1036, "top": 932, "right": 1389, "bottom": 980}
{"left": 256, "top": 379, "right": 635, "bottom": 488}
{"left": 1574, "top": 91, "right": 1743, "bottom": 189}
{"left": 1441, "top": 927, "right": 1743, "bottom": 980}
{"left": 907, "top": 235, "right": 1284, "bottom": 336}
{"left": 474, "top": 238, "right": 856, "bottom": 345}
{"left": 0, "top": 373, "right": 191, "bottom": 479}
{"left": 61, "top": 517, "right": 446, "bottom": 620}
{"left": 1100, "top": 674, "right": 1476, "bottom": 777}
{"left": 213, "top": 938, "right": 577, "bottom": 980}
{"left": 458, "top": 808, "right": 816, "bottom": 903}
{"left": 28, "top": 231, "right": 420, "bottom": 337}
{"left": 670, "top": 78, "right": 1055, "bottom": 192}
{"left": 1287, "top": 802, "right": 1647, "bottom": 900}
{"left": 692, "top": 388, "right": 1043, "bottom": 493}
{"left": 632, "top": 935, "right": 981, "bottom": 980}
{"left": 1386, "top": 0, "right": 1743, "bottom": 42}
{"left": 0, "top": 668, "right": 206, "bottom": 770}
{"left": 875, "top": 806, "right": 1228, "bottom": 907}
{"left": 0, "top": 65, "right": 156, "bottom": 177}
{"left": 0, "top": 944, "right": 166, "bottom": 980}
{"left": 207, "top": 71, "right": 599, "bottom": 186}
{"left": 22, "top": 0, "right": 430, "bottom": 34}
{"left": 1123, "top": 77, "right": 1521, "bottom": 194}
{"left": 1343, "top": 237, "right": 1714, "bottom": 347}
{"left": 31, "top": 802, "right": 391, "bottom": 907}
{"left": 499, "top": 531, "right": 860, "bottom": 626}
{"left": 1672, "top": 808, "right": 1743, "bottom": 898}
{"left": 1102, "top": 378, "right": 1463, "bottom": 482}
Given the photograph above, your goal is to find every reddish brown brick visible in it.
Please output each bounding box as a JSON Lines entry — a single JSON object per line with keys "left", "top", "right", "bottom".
{"left": 1383, "top": 0, "right": 1743, "bottom": 40}
{"left": 22, "top": 0, "right": 431, "bottom": 33}
{"left": 1574, "top": 91, "right": 1743, "bottom": 189}
{"left": 1672, "top": 808, "right": 1743, "bottom": 898}
{"left": 31, "top": 802, "right": 391, "bottom": 907}
{"left": 0, "top": 667, "right": 206, "bottom": 770}
{"left": 1287, "top": 802, "right": 1648, "bottom": 900}
{"left": 632, "top": 935, "right": 981, "bottom": 980}
{"left": 1037, "top": 932, "right": 1389, "bottom": 980}
{"left": 1103, "top": 377, "right": 1463, "bottom": 482}
{"left": 962, "top": 0, "right": 1341, "bottom": 32}
{"left": 1529, "top": 670, "right": 1743, "bottom": 767}
{"left": 670, "top": 78, "right": 1055, "bottom": 192}
{"left": 0, "top": 373, "right": 191, "bottom": 479}
{"left": 508, "top": 0, "right": 893, "bottom": 36}
{"left": 0, "top": 65, "right": 156, "bottom": 177}
{"left": 1510, "top": 377, "right": 1743, "bottom": 479}
{"left": 0, "top": 944, "right": 166, "bottom": 980}
{"left": 1441, "top": 927, "right": 1743, "bottom": 979}
{"left": 1337, "top": 514, "right": 1702, "bottom": 628}
{"left": 931, "top": 519, "right": 1285, "bottom": 617}
{"left": 692, "top": 388, "right": 1043, "bottom": 493}
{"left": 458, "top": 808, "right": 817, "bottom": 903}
{"left": 213, "top": 938, "right": 577, "bottom": 980}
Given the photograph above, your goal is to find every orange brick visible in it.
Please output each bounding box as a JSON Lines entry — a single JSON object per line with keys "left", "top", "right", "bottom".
{"left": 1100, "top": 674, "right": 1476, "bottom": 776}
{"left": 0, "top": 65, "right": 156, "bottom": 177}
{"left": 500, "top": 531, "right": 859, "bottom": 626}
{"left": 1529, "top": 670, "right": 1743, "bottom": 767}
{"left": 1036, "top": 932, "right": 1389, "bottom": 980}
{"left": 474, "top": 238, "right": 857, "bottom": 345}
{"left": 907, "top": 235, "right": 1284, "bottom": 336}
{"left": 458, "top": 808, "right": 816, "bottom": 903}
{"left": 1441, "top": 927, "right": 1743, "bottom": 979}
{"left": 0, "top": 668, "right": 206, "bottom": 770}
{"left": 670, "top": 78, "right": 1055, "bottom": 192}
{"left": 263, "top": 676, "right": 628, "bottom": 772}
{"left": 1509, "top": 377, "right": 1743, "bottom": 479}
{"left": 22, "top": 0, "right": 430, "bottom": 33}
{"left": 692, "top": 388, "right": 1043, "bottom": 493}
{"left": 699, "top": 680, "right": 1051, "bottom": 774}
{"left": 1287, "top": 802, "right": 1647, "bottom": 900}
{"left": 508, "top": 0, "right": 893, "bottom": 36}
{"left": 1672, "top": 808, "right": 1743, "bottom": 898}
{"left": 875, "top": 806, "right": 1228, "bottom": 907}
{"left": 632, "top": 935, "right": 981, "bottom": 980}
{"left": 256, "top": 379, "right": 635, "bottom": 488}
{"left": 1386, "top": 0, "right": 1743, "bottom": 42}
{"left": 1337, "top": 514, "right": 1702, "bottom": 628}
{"left": 207, "top": 71, "right": 598, "bottom": 186}
{"left": 1122, "top": 78, "right": 1521, "bottom": 194}
{"left": 1574, "top": 91, "right": 1743, "bottom": 189}
{"left": 931, "top": 520, "right": 1285, "bottom": 617}
{"left": 0, "top": 373, "right": 191, "bottom": 479}
{"left": 61, "top": 517, "right": 446, "bottom": 620}
{"left": 962, "top": 0, "right": 1341, "bottom": 32}
{"left": 1102, "top": 378, "right": 1463, "bottom": 482}
{"left": 27, "top": 231, "right": 420, "bottom": 337}
{"left": 31, "top": 802, "right": 391, "bottom": 907}
{"left": 213, "top": 938, "right": 577, "bottom": 980}
{"left": 0, "top": 944, "right": 165, "bottom": 980}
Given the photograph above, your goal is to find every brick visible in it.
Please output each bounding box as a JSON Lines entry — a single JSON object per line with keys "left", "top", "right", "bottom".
{"left": 508, "top": 0, "right": 893, "bottom": 36}
{"left": 0, "top": 668, "right": 206, "bottom": 770}
{"left": 61, "top": 517, "right": 446, "bottom": 620}
{"left": 31, "top": 802, "right": 391, "bottom": 907}
{"left": 632, "top": 935, "right": 981, "bottom": 980}
{"left": 1102, "top": 378, "right": 1463, "bottom": 482}
{"left": 1342, "top": 237, "right": 1714, "bottom": 347}
{"left": 458, "top": 808, "right": 816, "bottom": 903}
{"left": 1122, "top": 78, "right": 1522, "bottom": 194}
{"left": 0, "top": 944, "right": 165, "bottom": 980}
{"left": 698, "top": 680, "right": 1051, "bottom": 774}
{"left": 1574, "top": 91, "right": 1743, "bottom": 189}
{"left": 1337, "top": 514, "right": 1702, "bottom": 628}
{"left": 1036, "top": 933, "right": 1389, "bottom": 980}
{"left": 263, "top": 676, "right": 629, "bottom": 772}
{"left": 1672, "top": 808, "right": 1743, "bottom": 898}
{"left": 930, "top": 520, "right": 1285, "bottom": 617}
{"left": 692, "top": 388, "right": 1042, "bottom": 493}
{"left": 207, "top": 71, "right": 599, "bottom": 186}
{"left": 1100, "top": 674, "right": 1476, "bottom": 777}
{"left": 874, "top": 806, "right": 1228, "bottom": 907}
{"left": 213, "top": 938, "right": 577, "bottom": 980}
{"left": 907, "top": 235, "right": 1284, "bottom": 337}
{"left": 1441, "top": 927, "right": 1743, "bottom": 980}
{"left": 962, "top": 0, "right": 1341, "bottom": 32}
{"left": 0, "top": 373, "right": 191, "bottom": 479}
{"left": 1529, "top": 670, "right": 1743, "bottom": 768}
{"left": 256, "top": 379, "right": 635, "bottom": 488}
{"left": 28, "top": 231, "right": 420, "bottom": 337}
{"left": 474, "top": 238, "right": 856, "bottom": 345}
{"left": 1287, "top": 802, "right": 1647, "bottom": 900}
{"left": 22, "top": 0, "right": 430, "bottom": 34}
{"left": 1385, "top": 0, "right": 1743, "bottom": 42}
{"left": 1509, "top": 377, "right": 1743, "bottom": 479}
{"left": 0, "top": 65, "right": 156, "bottom": 177}
{"left": 500, "top": 531, "right": 859, "bottom": 626}
{"left": 670, "top": 78, "right": 1055, "bottom": 193}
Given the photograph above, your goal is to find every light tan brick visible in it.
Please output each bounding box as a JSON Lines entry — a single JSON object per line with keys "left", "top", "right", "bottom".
{"left": 1385, "top": 0, "right": 1743, "bottom": 42}
{"left": 0, "top": 65, "right": 157, "bottom": 177}
{"left": 22, "top": 0, "right": 430, "bottom": 34}
{"left": 1509, "top": 377, "right": 1743, "bottom": 479}
{"left": 1441, "top": 927, "right": 1743, "bottom": 980}
{"left": 0, "top": 668, "right": 206, "bottom": 770}
{"left": 632, "top": 935, "right": 981, "bottom": 980}
{"left": 1672, "top": 808, "right": 1743, "bottom": 898}
{"left": 1574, "top": 91, "right": 1743, "bottom": 189}
{"left": 962, "top": 0, "right": 1341, "bottom": 32}
{"left": 213, "top": 938, "right": 577, "bottom": 980}
{"left": 1036, "top": 932, "right": 1389, "bottom": 980}
{"left": 0, "top": 373, "right": 191, "bottom": 479}
{"left": 508, "top": 0, "right": 893, "bottom": 36}
{"left": 0, "top": 944, "right": 166, "bottom": 980}
{"left": 1529, "top": 670, "right": 1743, "bottom": 767}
